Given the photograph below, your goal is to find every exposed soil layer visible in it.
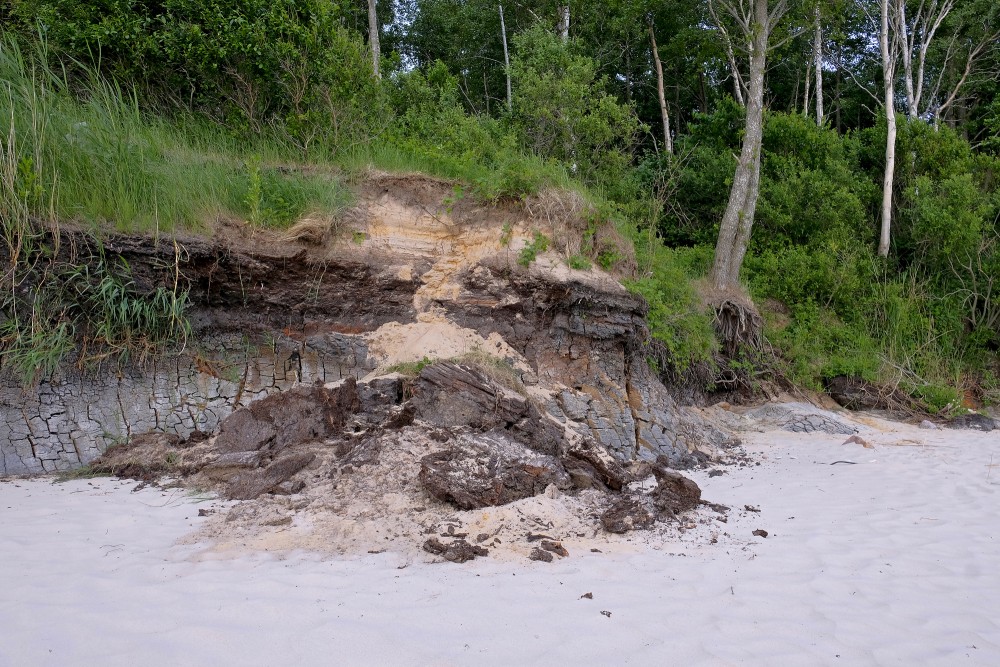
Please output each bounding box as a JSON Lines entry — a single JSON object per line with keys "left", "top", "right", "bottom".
{"left": 3, "top": 174, "right": 738, "bottom": 475}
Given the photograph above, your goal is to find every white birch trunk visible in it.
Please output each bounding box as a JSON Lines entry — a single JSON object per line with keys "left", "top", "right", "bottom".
{"left": 879, "top": 0, "right": 896, "bottom": 257}
{"left": 896, "top": 0, "right": 917, "bottom": 117}
{"left": 813, "top": 5, "right": 824, "bottom": 125}
{"left": 803, "top": 61, "right": 811, "bottom": 118}
{"left": 500, "top": 4, "right": 512, "bottom": 111}
{"left": 368, "top": 0, "right": 381, "bottom": 79}
{"left": 649, "top": 23, "right": 673, "bottom": 154}
{"left": 558, "top": 6, "right": 570, "bottom": 41}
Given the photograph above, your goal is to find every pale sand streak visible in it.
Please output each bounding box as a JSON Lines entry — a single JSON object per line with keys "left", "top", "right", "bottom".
{"left": 1, "top": 421, "right": 998, "bottom": 666}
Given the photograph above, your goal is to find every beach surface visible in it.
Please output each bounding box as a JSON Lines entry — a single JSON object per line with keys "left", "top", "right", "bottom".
{"left": 2, "top": 418, "right": 999, "bottom": 666}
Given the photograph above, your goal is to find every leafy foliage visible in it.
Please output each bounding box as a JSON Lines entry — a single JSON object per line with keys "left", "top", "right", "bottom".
{"left": 10, "top": 0, "right": 385, "bottom": 148}
{"left": 509, "top": 25, "right": 642, "bottom": 187}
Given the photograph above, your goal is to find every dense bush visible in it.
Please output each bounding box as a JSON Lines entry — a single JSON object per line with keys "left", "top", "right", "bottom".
{"left": 10, "top": 0, "right": 384, "bottom": 149}
{"left": 641, "top": 103, "right": 999, "bottom": 406}
{"left": 508, "top": 25, "right": 642, "bottom": 188}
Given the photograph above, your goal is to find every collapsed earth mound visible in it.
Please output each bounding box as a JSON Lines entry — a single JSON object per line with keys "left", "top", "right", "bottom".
{"left": 95, "top": 361, "right": 727, "bottom": 562}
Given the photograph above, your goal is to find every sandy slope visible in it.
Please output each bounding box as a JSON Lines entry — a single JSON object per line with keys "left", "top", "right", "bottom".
{"left": 2, "top": 419, "right": 999, "bottom": 666}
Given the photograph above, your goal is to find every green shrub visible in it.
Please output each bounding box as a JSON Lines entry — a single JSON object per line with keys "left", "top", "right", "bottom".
{"left": 518, "top": 232, "right": 550, "bottom": 266}
{"left": 508, "top": 25, "right": 641, "bottom": 187}
{"left": 626, "top": 245, "right": 717, "bottom": 372}
{"left": 10, "top": 0, "right": 385, "bottom": 147}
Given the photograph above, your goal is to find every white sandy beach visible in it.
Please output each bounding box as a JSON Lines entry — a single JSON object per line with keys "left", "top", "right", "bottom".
{"left": 2, "top": 419, "right": 999, "bottom": 666}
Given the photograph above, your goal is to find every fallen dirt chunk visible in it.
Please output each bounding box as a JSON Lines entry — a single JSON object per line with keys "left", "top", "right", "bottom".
{"left": 701, "top": 500, "right": 730, "bottom": 514}
{"left": 580, "top": 592, "right": 593, "bottom": 599}
{"left": 526, "top": 532, "right": 555, "bottom": 542}
{"left": 227, "top": 452, "right": 316, "bottom": 500}
{"left": 651, "top": 466, "right": 702, "bottom": 515}
{"left": 215, "top": 380, "right": 360, "bottom": 454}
{"left": 422, "top": 537, "right": 488, "bottom": 563}
{"left": 600, "top": 498, "right": 655, "bottom": 534}
{"left": 947, "top": 413, "right": 997, "bottom": 432}
{"left": 418, "top": 432, "right": 571, "bottom": 509}
{"left": 566, "top": 441, "right": 629, "bottom": 491}
{"left": 601, "top": 610, "right": 612, "bottom": 618}
{"left": 88, "top": 430, "right": 193, "bottom": 482}
{"left": 541, "top": 540, "right": 569, "bottom": 557}
{"left": 753, "top": 529, "right": 769, "bottom": 538}
{"left": 528, "top": 548, "right": 554, "bottom": 563}
{"left": 203, "top": 451, "right": 263, "bottom": 482}
{"left": 842, "top": 435, "right": 875, "bottom": 449}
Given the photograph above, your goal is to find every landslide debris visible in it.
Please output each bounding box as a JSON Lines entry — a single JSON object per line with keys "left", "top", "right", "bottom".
{"left": 92, "top": 360, "right": 720, "bottom": 561}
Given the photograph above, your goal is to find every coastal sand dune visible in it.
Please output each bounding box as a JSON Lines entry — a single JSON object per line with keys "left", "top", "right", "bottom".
{"left": 2, "top": 419, "right": 998, "bottom": 665}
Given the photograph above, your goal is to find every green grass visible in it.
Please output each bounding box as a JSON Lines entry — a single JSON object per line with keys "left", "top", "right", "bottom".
{"left": 0, "top": 36, "right": 352, "bottom": 236}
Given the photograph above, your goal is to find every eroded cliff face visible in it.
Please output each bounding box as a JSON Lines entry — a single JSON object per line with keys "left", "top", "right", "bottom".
{"left": 0, "top": 173, "right": 728, "bottom": 476}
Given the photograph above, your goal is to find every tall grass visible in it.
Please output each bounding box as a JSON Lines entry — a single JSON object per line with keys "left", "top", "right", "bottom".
{"left": 0, "top": 35, "right": 351, "bottom": 236}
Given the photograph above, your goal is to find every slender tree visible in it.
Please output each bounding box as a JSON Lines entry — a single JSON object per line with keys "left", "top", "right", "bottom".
{"left": 558, "top": 5, "right": 570, "bottom": 41}
{"left": 814, "top": 3, "right": 825, "bottom": 124}
{"left": 368, "top": 0, "right": 381, "bottom": 79}
{"left": 649, "top": 20, "right": 673, "bottom": 154}
{"left": 500, "top": 3, "right": 512, "bottom": 110}
{"left": 879, "top": 0, "right": 898, "bottom": 256}
{"left": 894, "top": 0, "right": 999, "bottom": 122}
{"left": 708, "top": 0, "right": 748, "bottom": 106}
{"left": 708, "top": 0, "right": 791, "bottom": 290}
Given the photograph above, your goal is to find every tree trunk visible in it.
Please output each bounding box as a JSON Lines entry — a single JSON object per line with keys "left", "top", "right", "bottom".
{"left": 896, "top": 0, "right": 917, "bottom": 118}
{"left": 649, "top": 23, "right": 673, "bottom": 154}
{"left": 835, "top": 49, "right": 842, "bottom": 132}
{"left": 558, "top": 5, "right": 570, "bottom": 41}
{"left": 803, "top": 60, "right": 811, "bottom": 118}
{"left": 709, "top": 0, "right": 745, "bottom": 107}
{"left": 500, "top": 3, "right": 512, "bottom": 111}
{"left": 813, "top": 4, "right": 824, "bottom": 126}
{"left": 879, "top": 0, "right": 896, "bottom": 257}
{"left": 368, "top": 0, "right": 381, "bottom": 79}
{"left": 675, "top": 74, "right": 682, "bottom": 137}
{"left": 710, "top": 0, "right": 770, "bottom": 290}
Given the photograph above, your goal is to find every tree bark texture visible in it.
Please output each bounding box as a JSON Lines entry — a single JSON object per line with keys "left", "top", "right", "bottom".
{"left": 803, "top": 60, "right": 811, "bottom": 118}
{"left": 500, "top": 4, "right": 512, "bottom": 111}
{"left": 710, "top": 0, "right": 771, "bottom": 290}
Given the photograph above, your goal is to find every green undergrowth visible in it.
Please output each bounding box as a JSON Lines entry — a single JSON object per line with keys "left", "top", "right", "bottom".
{"left": 0, "top": 37, "right": 352, "bottom": 236}
{"left": 625, "top": 242, "right": 717, "bottom": 373}
{"left": 0, "top": 239, "right": 192, "bottom": 386}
